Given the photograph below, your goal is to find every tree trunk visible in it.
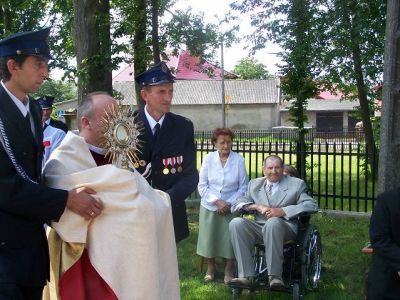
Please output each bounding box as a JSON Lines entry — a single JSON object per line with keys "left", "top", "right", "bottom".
{"left": 347, "top": 1, "right": 377, "bottom": 172}
{"left": 133, "top": 0, "right": 148, "bottom": 108}
{"left": 378, "top": 0, "right": 400, "bottom": 193}
{"left": 72, "top": 0, "right": 112, "bottom": 104}
{"left": 151, "top": 0, "right": 160, "bottom": 64}
{"left": 0, "top": 1, "right": 12, "bottom": 34}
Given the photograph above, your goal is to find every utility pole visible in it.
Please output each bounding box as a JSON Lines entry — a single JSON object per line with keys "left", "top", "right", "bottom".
{"left": 221, "top": 34, "right": 226, "bottom": 128}
{"left": 378, "top": 0, "right": 400, "bottom": 193}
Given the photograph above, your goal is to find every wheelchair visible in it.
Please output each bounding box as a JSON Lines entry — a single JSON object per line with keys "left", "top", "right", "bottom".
{"left": 229, "top": 213, "right": 322, "bottom": 300}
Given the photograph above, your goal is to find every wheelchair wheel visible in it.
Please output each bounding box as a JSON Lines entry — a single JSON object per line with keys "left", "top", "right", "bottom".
{"left": 292, "top": 282, "right": 300, "bottom": 300}
{"left": 300, "top": 224, "right": 322, "bottom": 291}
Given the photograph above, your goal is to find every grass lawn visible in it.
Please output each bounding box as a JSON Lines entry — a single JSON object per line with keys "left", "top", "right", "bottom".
{"left": 177, "top": 202, "right": 371, "bottom": 300}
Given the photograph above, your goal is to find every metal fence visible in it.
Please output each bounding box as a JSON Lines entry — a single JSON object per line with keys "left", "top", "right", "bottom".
{"left": 194, "top": 128, "right": 365, "bottom": 144}
{"left": 193, "top": 130, "right": 377, "bottom": 213}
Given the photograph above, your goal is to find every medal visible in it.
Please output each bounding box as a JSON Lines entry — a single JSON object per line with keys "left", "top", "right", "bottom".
{"left": 139, "top": 160, "right": 146, "bottom": 166}
{"left": 162, "top": 158, "right": 169, "bottom": 175}
{"left": 177, "top": 155, "right": 183, "bottom": 173}
{"left": 133, "top": 162, "right": 139, "bottom": 168}
{"left": 170, "top": 157, "right": 176, "bottom": 174}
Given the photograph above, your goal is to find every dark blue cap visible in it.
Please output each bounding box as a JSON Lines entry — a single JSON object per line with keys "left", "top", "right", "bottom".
{"left": 37, "top": 96, "right": 54, "bottom": 109}
{"left": 0, "top": 28, "right": 53, "bottom": 59}
{"left": 135, "top": 61, "right": 175, "bottom": 87}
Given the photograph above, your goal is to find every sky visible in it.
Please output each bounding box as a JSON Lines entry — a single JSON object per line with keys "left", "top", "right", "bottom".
{"left": 171, "top": 0, "right": 282, "bottom": 74}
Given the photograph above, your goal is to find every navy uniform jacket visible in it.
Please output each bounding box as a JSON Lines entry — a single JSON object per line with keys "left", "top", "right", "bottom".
{"left": 49, "top": 118, "right": 68, "bottom": 133}
{"left": 0, "top": 85, "right": 67, "bottom": 287}
{"left": 134, "top": 108, "right": 199, "bottom": 242}
{"left": 367, "top": 188, "right": 400, "bottom": 299}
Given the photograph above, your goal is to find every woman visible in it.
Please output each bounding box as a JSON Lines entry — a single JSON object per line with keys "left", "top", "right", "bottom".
{"left": 197, "top": 128, "right": 248, "bottom": 284}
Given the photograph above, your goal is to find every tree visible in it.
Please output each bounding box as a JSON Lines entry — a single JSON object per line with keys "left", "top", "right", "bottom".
{"left": 232, "top": 0, "right": 320, "bottom": 179}
{"left": 72, "top": 0, "right": 112, "bottom": 103}
{"left": 378, "top": 0, "right": 400, "bottom": 192}
{"left": 0, "top": 0, "right": 48, "bottom": 36}
{"left": 231, "top": 0, "right": 385, "bottom": 173}
{"left": 34, "top": 79, "right": 77, "bottom": 103}
{"left": 317, "top": 0, "right": 385, "bottom": 170}
{"left": 233, "top": 57, "right": 273, "bottom": 79}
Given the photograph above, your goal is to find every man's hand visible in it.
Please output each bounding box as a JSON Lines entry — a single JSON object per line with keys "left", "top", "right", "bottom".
{"left": 246, "top": 203, "right": 268, "bottom": 215}
{"left": 67, "top": 187, "right": 104, "bottom": 220}
{"left": 215, "top": 199, "right": 231, "bottom": 215}
{"left": 264, "top": 207, "right": 285, "bottom": 218}
{"left": 246, "top": 204, "right": 285, "bottom": 218}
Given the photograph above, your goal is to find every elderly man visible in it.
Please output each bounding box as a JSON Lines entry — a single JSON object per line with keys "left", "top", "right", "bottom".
{"left": 133, "top": 61, "right": 199, "bottom": 243}
{"left": 229, "top": 155, "right": 318, "bottom": 288}
{"left": 0, "top": 28, "right": 101, "bottom": 300}
{"left": 43, "top": 92, "right": 179, "bottom": 300}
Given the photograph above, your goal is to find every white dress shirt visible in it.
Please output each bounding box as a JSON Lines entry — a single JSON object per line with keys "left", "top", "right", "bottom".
{"left": 198, "top": 150, "right": 248, "bottom": 211}
{"left": 1, "top": 80, "right": 34, "bottom": 134}
{"left": 144, "top": 104, "right": 165, "bottom": 134}
{"left": 264, "top": 180, "right": 279, "bottom": 197}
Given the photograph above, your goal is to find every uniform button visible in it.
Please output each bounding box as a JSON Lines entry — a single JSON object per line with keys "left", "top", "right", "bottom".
{"left": 22, "top": 152, "right": 27, "bottom": 156}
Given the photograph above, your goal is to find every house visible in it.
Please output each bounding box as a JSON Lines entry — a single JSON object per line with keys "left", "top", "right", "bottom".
{"left": 57, "top": 78, "right": 360, "bottom": 131}
{"left": 280, "top": 99, "right": 359, "bottom": 131}
{"left": 56, "top": 50, "right": 360, "bottom": 131}
{"left": 113, "top": 79, "right": 280, "bottom": 130}
{"left": 113, "top": 49, "right": 238, "bottom": 82}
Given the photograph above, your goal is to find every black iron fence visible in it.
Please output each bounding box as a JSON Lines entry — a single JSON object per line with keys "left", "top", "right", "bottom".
{"left": 194, "top": 128, "right": 365, "bottom": 144}
{"left": 193, "top": 130, "right": 377, "bottom": 213}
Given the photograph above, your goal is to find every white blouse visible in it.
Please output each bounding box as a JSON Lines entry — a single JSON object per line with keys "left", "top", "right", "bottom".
{"left": 198, "top": 150, "right": 248, "bottom": 211}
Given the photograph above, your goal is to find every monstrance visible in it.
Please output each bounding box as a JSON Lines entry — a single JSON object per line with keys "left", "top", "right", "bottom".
{"left": 100, "top": 104, "right": 142, "bottom": 170}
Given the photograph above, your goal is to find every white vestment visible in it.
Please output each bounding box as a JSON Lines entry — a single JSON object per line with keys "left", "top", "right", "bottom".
{"left": 43, "top": 132, "right": 180, "bottom": 300}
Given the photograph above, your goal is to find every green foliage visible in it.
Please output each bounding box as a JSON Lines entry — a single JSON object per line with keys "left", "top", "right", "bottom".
{"left": 163, "top": 8, "right": 220, "bottom": 60}
{"left": 233, "top": 57, "right": 273, "bottom": 79}
{"left": 33, "top": 79, "right": 77, "bottom": 102}
{"left": 0, "top": 0, "right": 49, "bottom": 35}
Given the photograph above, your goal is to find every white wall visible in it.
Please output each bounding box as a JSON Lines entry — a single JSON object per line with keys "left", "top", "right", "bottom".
{"left": 170, "top": 104, "right": 279, "bottom": 131}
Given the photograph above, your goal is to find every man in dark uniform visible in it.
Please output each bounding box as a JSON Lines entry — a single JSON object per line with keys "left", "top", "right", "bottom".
{"left": 134, "top": 61, "right": 199, "bottom": 243}
{"left": 366, "top": 187, "right": 400, "bottom": 300}
{"left": 0, "top": 28, "right": 103, "bottom": 300}
{"left": 37, "top": 96, "right": 68, "bottom": 133}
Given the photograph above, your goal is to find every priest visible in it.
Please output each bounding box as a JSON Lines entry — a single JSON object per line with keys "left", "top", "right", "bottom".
{"left": 43, "top": 92, "right": 180, "bottom": 300}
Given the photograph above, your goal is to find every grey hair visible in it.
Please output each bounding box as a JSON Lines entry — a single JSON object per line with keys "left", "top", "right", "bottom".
{"left": 77, "top": 91, "right": 110, "bottom": 130}
{"left": 263, "top": 155, "right": 283, "bottom": 167}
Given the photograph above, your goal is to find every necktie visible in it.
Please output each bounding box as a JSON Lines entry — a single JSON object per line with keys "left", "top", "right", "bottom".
{"left": 25, "top": 112, "right": 32, "bottom": 134}
{"left": 43, "top": 123, "right": 48, "bottom": 132}
{"left": 153, "top": 123, "right": 160, "bottom": 143}
{"left": 266, "top": 183, "right": 273, "bottom": 198}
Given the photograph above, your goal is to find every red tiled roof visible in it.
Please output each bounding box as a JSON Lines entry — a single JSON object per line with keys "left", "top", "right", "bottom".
{"left": 112, "top": 50, "right": 238, "bottom": 83}
{"left": 315, "top": 90, "right": 343, "bottom": 100}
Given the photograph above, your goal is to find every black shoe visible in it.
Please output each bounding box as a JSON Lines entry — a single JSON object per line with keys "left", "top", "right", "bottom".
{"left": 230, "top": 277, "right": 255, "bottom": 287}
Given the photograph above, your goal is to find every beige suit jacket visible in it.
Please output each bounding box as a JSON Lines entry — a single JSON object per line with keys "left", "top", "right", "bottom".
{"left": 232, "top": 175, "right": 318, "bottom": 229}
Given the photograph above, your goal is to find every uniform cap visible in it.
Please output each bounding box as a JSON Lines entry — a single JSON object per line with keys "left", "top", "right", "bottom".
{"left": 37, "top": 96, "right": 54, "bottom": 109}
{"left": 135, "top": 61, "right": 175, "bottom": 87}
{"left": 0, "top": 28, "right": 53, "bottom": 60}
